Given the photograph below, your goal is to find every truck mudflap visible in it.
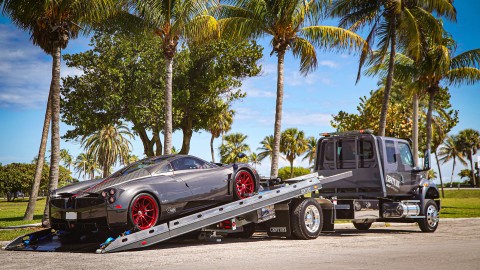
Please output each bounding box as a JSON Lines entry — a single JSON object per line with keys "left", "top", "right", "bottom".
{"left": 5, "top": 229, "right": 110, "bottom": 252}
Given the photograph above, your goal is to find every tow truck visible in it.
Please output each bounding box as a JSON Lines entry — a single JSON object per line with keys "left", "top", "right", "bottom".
{"left": 5, "top": 130, "right": 439, "bottom": 253}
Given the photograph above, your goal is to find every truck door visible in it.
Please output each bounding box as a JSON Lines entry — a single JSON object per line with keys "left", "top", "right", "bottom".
{"left": 383, "top": 140, "right": 404, "bottom": 195}
{"left": 397, "top": 141, "right": 416, "bottom": 193}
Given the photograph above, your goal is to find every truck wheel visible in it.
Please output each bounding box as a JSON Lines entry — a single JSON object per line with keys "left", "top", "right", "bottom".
{"left": 418, "top": 199, "right": 439, "bottom": 233}
{"left": 352, "top": 222, "right": 372, "bottom": 231}
{"left": 291, "top": 199, "right": 323, "bottom": 240}
{"left": 228, "top": 223, "right": 256, "bottom": 238}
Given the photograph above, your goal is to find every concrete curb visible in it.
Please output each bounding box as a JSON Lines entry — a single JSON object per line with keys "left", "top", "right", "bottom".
{"left": 0, "top": 223, "right": 42, "bottom": 230}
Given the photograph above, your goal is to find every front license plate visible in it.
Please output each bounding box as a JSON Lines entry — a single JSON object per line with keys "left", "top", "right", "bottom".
{"left": 65, "top": 212, "right": 77, "bottom": 220}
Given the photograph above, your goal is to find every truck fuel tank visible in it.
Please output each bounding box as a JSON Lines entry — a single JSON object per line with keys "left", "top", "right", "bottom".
{"left": 382, "top": 201, "right": 420, "bottom": 218}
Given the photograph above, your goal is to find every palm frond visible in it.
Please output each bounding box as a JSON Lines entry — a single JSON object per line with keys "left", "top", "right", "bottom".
{"left": 451, "top": 49, "right": 480, "bottom": 69}
{"left": 291, "top": 37, "right": 317, "bottom": 75}
{"left": 445, "top": 67, "right": 480, "bottom": 86}
{"left": 420, "top": 0, "right": 457, "bottom": 21}
{"left": 300, "top": 25, "right": 366, "bottom": 52}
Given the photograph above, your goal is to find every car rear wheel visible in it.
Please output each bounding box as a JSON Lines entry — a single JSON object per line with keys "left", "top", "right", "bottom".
{"left": 129, "top": 193, "right": 159, "bottom": 230}
{"left": 234, "top": 170, "right": 256, "bottom": 200}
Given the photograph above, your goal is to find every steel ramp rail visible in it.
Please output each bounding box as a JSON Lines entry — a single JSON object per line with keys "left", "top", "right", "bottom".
{"left": 100, "top": 171, "right": 351, "bottom": 253}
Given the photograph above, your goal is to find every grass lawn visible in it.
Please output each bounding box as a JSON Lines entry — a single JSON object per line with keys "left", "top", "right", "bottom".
{"left": 0, "top": 197, "right": 46, "bottom": 228}
{"left": 440, "top": 190, "right": 480, "bottom": 218}
{"left": 0, "top": 197, "right": 47, "bottom": 241}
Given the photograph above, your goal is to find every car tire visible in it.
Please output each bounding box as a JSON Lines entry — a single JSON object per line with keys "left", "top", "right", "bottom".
{"left": 227, "top": 223, "right": 256, "bottom": 238}
{"left": 418, "top": 199, "right": 439, "bottom": 233}
{"left": 352, "top": 221, "right": 372, "bottom": 231}
{"left": 291, "top": 199, "right": 323, "bottom": 240}
{"left": 233, "top": 170, "right": 256, "bottom": 200}
{"left": 128, "top": 193, "right": 160, "bottom": 231}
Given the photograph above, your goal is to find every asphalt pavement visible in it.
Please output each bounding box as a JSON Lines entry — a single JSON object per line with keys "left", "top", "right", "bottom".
{"left": 1, "top": 218, "right": 479, "bottom": 270}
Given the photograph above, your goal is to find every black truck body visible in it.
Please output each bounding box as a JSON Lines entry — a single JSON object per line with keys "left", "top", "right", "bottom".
{"left": 312, "top": 130, "right": 440, "bottom": 232}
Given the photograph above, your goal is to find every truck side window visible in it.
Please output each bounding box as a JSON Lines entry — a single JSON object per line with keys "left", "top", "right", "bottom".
{"left": 398, "top": 142, "right": 414, "bottom": 167}
{"left": 324, "top": 141, "right": 334, "bottom": 161}
{"left": 386, "top": 140, "right": 396, "bottom": 164}
{"left": 337, "top": 140, "right": 356, "bottom": 169}
{"left": 358, "top": 139, "right": 374, "bottom": 168}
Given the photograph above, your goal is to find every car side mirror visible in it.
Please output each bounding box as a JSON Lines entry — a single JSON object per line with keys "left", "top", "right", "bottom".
{"left": 423, "top": 149, "right": 431, "bottom": 170}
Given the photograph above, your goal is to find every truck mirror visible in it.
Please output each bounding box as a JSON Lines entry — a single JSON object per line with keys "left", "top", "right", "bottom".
{"left": 423, "top": 149, "right": 431, "bottom": 170}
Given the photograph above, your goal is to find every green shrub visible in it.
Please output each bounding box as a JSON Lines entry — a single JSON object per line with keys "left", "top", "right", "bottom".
{"left": 278, "top": 166, "right": 311, "bottom": 180}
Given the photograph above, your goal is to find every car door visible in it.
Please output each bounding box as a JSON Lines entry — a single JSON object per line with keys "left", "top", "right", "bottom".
{"left": 171, "top": 157, "right": 231, "bottom": 202}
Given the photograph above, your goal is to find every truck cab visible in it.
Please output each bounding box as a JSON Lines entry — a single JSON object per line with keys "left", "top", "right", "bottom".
{"left": 313, "top": 130, "right": 440, "bottom": 232}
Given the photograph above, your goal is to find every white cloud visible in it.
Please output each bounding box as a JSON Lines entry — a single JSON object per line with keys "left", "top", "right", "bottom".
{"left": 282, "top": 112, "right": 332, "bottom": 127}
{"left": 319, "top": 60, "right": 339, "bottom": 68}
{"left": 0, "top": 24, "right": 84, "bottom": 109}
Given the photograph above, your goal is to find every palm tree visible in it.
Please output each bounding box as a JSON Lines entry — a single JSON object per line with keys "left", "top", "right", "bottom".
{"left": 438, "top": 135, "right": 467, "bottom": 188}
{"left": 421, "top": 37, "right": 480, "bottom": 158}
{"left": 219, "top": 133, "right": 250, "bottom": 163}
{"left": 218, "top": 0, "right": 366, "bottom": 178}
{"left": 60, "top": 149, "right": 74, "bottom": 172}
{"left": 302, "top": 136, "right": 318, "bottom": 167}
{"left": 249, "top": 153, "right": 261, "bottom": 169}
{"left": 1, "top": 0, "right": 116, "bottom": 222}
{"left": 74, "top": 153, "right": 96, "bottom": 180}
{"left": 457, "top": 129, "right": 480, "bottom": 187}
{"left": 331, "top": 0, "right": 456, "bottom": 136}
{"left": 125, "top": 154, "right": 140, "bottom": 165}
{"left": 128, "top": 0, "right": 220, "bottom": 155}
{"left": 82, "top": 124, "right": 134, "bottom": 177}
{"left": 207, "top": 101, "right": 234, "bottom": 162}
{"left": 281, "top": 128, "right": 308, "bottom": 178}
{"left": 257, "top": 135, "right": 274, "bottom": 162}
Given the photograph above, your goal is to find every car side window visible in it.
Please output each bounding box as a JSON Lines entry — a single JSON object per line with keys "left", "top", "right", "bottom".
{"left": 156, "top": 163, "right": 173, "bottom": 173}
{"left": 398, "top": 142, "right": 414, "bottom": 167}
{"left": 171, "top": 157, "right": 212, "bottom": 171}
{"left": 386, "top": 140, "right": 396, "bottom": 164}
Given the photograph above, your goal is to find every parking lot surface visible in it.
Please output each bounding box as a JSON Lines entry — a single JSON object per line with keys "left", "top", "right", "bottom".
{"left": 1, "top": 218, "right": 479, "bottom": 270}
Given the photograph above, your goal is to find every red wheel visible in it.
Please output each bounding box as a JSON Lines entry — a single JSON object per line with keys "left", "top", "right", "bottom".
{"left": 129, "top": 193, "right": 159, "bottom": 230}
{"left": 234, "top": 170, "right": 255, "bottom": 199}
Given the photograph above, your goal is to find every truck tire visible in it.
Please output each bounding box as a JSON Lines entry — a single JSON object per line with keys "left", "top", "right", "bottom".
{"left": 352, "top": 222, "right": 372, "bottom": 231}
{"left": 291, "top": 199, "right": 323, "bottom": 240}
{"left": 418, "top": 199, "right": 439, "bottom": 233}
{"left": 227, "top": 223, "right": 256, "bottom": 238}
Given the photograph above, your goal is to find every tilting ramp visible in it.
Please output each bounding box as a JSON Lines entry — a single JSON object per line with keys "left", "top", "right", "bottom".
{"left": 101, "top": 172, "right": 351, "bottom": 253}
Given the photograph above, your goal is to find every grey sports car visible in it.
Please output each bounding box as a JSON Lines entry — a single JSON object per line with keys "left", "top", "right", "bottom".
{"left": 49, "top": 154, "right": 259, "bottom": 232}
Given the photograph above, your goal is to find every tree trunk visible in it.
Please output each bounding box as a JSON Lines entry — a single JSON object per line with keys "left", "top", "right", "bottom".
{"left": 434, "top": 152, "right": 444, "bottom": 198}
{"left": 153, "top": 128, "right": 163, "bottom": 156}
{"left": 450, "top": 158, "right": 456, "bottom": 187}
{"left": 42, "top": 45, "right": 62, "bottom": 227}
{"left": 290, "top": 161, "right": 294, "bottom": 179}
{"left": 425, "top": 88, "right": 435, "bottom": 157}
{"left": 164, "top": 57, "right": 174, "bottom": 155}
{"left": 412, "top": 93, "right": 419, "bottom": 166}
{"left": 23, "top": 88, "right": 52, "bottom": 220}
{"left": 378, "top": 18, "right": 396, "bottom": 137}
{"left": 270, "top": 50, "right": 286, "bottom": 178}
{"left": 210, "top": 134, "right": 215, "bottom": 163}
{"left": 102, "top": 164, "right": 110, "bottom": 178}
{"left": 469, "top": 151, "right": 477, "bottom": 187}
{"left": 179, "top": 122, "right": 193, "bottom": 155}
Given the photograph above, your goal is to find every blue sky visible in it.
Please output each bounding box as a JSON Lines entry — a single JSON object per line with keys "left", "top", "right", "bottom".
{"left": 0, "top": 2, "right": 479, "bottom": 182}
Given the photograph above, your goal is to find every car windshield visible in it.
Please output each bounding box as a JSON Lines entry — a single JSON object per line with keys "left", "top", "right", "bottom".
{"left": 113, "top": 156, "right": 170, "bottom": 177}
